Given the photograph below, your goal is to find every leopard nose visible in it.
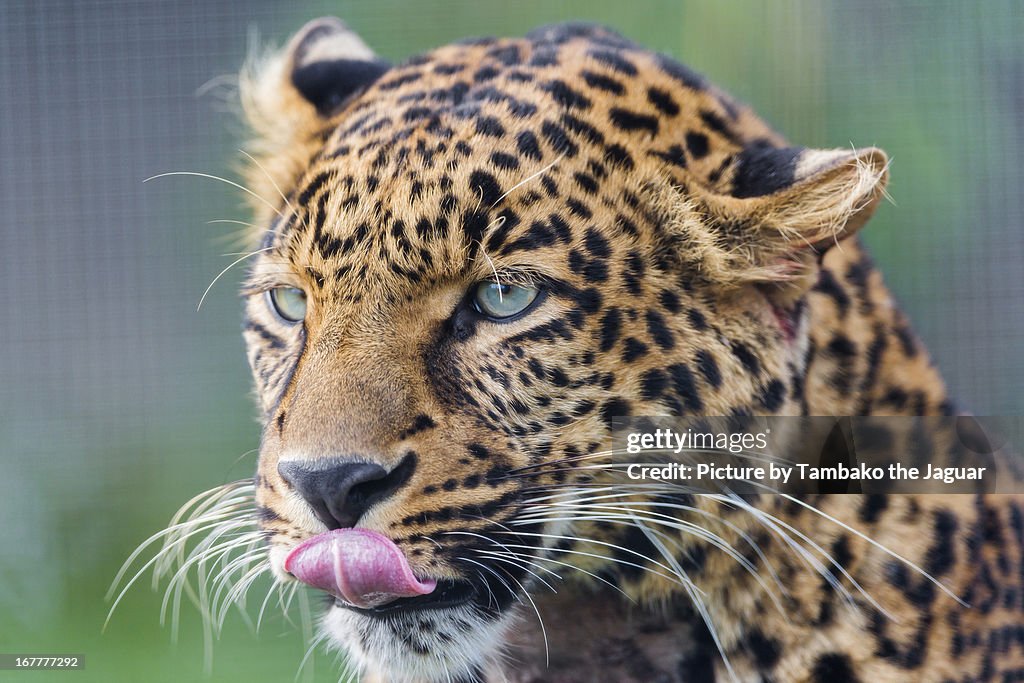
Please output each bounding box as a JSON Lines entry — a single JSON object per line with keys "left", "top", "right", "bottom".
{"left": 278, "top": 458, "right": 405, "bottom": 530}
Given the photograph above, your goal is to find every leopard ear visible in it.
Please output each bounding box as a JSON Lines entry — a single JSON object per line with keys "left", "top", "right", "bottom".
{"left": 283, "top": 17, "right": 390, "bottom": 116}
{"left": 243, "top": 17, "right": 389, "bottom": 124}
{"left": 729, "top": 145, "right": 891, "bottom": 241}
{"left": 661, "top": 145, "right": 889, "bottom": 293}
{"left": 239, "top": 18, "right": 389, "bottom": 229}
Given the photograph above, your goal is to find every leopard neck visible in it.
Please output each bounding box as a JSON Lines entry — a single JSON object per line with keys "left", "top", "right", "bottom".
{"left": 802, "top": 239, "right": 953, "bottom": 417}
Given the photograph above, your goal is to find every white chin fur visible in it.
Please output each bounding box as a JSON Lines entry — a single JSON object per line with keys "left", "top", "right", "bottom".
{"left": 321, "top": 602, "right": 514, "bottom": 682}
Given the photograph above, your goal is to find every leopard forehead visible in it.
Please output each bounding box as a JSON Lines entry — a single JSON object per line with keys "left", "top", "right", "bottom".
{"left": 249, "top": 24, "right": 794, "bottom": 292}
{"left": 311, "top": 26, "right": 769, "bottom": 192}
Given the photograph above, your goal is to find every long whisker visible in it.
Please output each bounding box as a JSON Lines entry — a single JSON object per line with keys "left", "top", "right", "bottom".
{"left": 144, "top": 171, "right": 283, "bottom": 218}
{"left": 108, "top": 481, "right": 252, "bottom": 598}
{"left": 106, "top": 476, "right": 268, "bottom": 670}
{"left": 209, "top": 219, "right": 262, "bottom": 229}
{"left": 296, "top": 590, "right": 316, "bottom": 681}
{"left": 634, "top": 517, "right": 738, "bottom": 683}
{"left": 106, "top": 510, "right": 252, "bottom": 630}
{"left": 197, "top": 247, "right": 275, "bottom": 311}
{"left": 443, "top": 522, "right": 635, "bottom": 601}
{"left": 472, "top": 550, "right": 559, "bottom": 591}
{"left": 500, "top": 563, "right": 550, "bottom": 667}
{"left": 491, "top": 533, "right": 686, "bottom": 586}
{"left": 514, "top": 505, "right": 784, "bottom": 612}
{"left": 238, "top": 149, "right": 294, "bottom": 216}
{"left": 217, "top": 560, "right": 269, "bottom": 629}
{"left": 671, "top": 488, "right": 889, "bottom": 620}
{"left": 295, "top": 630, "right": 329, "bottom": 683}
{"left": 519, "top": 481, "right": 885, "bottom": 620}
{"left": 257, "top": 574, "right": 288, "bottom": 632}
{"left": 508, "top": 550, "right": 634, "bottom": 601}
{"left": 162, "top": 528, "right": 263, "bottom": 635}
{"left": 778, "top": 492, "right": 965, "bottom": 605}
{"left": 491, "top": 153, "right": 565, "bottom": 207}
{"left": 459, "top": 557, "right": 523, "bottom": 608}
{"left": 516, "top": 445, "right": 962, "bottom": 617}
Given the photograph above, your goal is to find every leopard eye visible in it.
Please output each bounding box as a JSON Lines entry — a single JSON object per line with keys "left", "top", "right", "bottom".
{"left": 266, "top": 287, "right": 307, "bottom": 323}
{"left": 473, "top": 282, "right": 539, "bottom": 320}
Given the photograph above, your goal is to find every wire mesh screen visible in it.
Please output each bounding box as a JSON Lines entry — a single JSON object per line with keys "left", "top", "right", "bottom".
{"left": 1, "top": 1, "right": 1021, "bottom": 681}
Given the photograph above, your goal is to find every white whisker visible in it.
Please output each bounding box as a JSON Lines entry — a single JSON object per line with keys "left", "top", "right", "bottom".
{"left": 491, "top": 153, "right": 565, "bottom": 207}
{"left": 513, "top": 504, "right": 784, "bottom": 612}
{"left": 144, "top": 171, "right": 283, "bottom": 218}
{"left": 779, "top": 492, "right": 965, "bottom": 605}
{"left": 634, "top": 518, "right": 737, "bottom": 683}
{"left": 197, "top": 247, "right": 275, "bottom": 311}
{"left": 475, "top": 550, "right": 559, "bottom": 592}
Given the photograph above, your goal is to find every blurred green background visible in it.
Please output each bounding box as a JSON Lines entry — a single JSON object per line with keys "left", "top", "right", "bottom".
{"left": 1, "top": 1, "right": 1022, "bottom": 681}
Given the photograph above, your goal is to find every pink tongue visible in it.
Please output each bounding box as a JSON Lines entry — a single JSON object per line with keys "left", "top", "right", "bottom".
{"left": 284, "top": 528, "right": 436, "bottom": 609}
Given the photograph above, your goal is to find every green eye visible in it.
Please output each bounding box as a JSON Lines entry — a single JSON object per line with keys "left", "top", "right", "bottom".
{"left": 473, "top": 281, "right": 540, "bottom": 320}
{"left": 267, "top": 287, "right": 307, "bottom": 323}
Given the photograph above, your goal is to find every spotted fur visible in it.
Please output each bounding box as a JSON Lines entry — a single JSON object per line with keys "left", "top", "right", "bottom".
{"left": 227, "top": 18, "right": 1024, "bottom": 682}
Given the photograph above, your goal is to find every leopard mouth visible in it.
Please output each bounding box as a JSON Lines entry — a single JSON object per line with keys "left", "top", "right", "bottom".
{"left": 334, "top": 578, "right": 476, "bottom": 616}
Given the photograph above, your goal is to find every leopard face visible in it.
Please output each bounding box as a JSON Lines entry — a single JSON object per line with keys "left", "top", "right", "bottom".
{"left": 239, "top": 18, "right": 892, "bottom": 682}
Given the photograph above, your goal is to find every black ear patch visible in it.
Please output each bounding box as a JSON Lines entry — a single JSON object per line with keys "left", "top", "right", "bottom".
{"left": 292, "top": 58, "right": 391, "bottom": 116}
{"left": 731, "top": 143, "right": 802, "bottom": 198}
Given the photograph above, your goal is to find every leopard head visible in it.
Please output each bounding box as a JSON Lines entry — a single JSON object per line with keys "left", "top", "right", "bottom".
{"left": 238, "top": 18, "right": 889, "bottom": 681}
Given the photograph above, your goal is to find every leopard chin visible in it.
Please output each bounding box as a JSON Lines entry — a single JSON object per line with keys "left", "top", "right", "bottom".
{"left": 322, "top": 602, "right": 514, "bottom": 683}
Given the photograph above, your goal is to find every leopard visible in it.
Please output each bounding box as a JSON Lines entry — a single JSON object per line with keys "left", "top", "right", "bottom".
{"left": 142, "top": 17, "right": 1024, "bottom": 683}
